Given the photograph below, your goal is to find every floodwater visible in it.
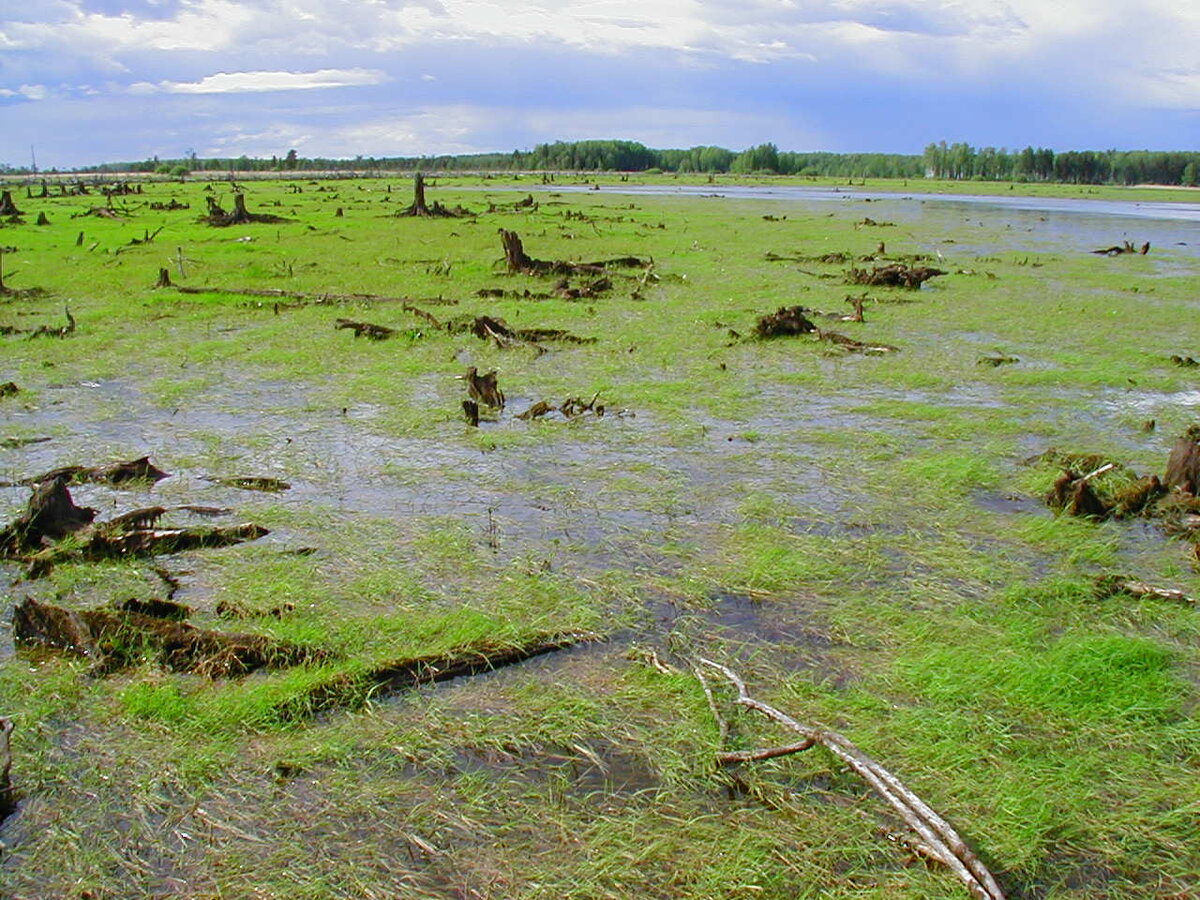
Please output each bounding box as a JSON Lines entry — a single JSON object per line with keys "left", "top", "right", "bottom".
{"left": 499, "top": 182, "right": 1200, "bottom": 260}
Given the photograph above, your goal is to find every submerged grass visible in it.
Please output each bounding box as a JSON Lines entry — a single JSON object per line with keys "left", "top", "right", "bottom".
{"left": 0, "top": 175, "right": 1198, "bottom": 898}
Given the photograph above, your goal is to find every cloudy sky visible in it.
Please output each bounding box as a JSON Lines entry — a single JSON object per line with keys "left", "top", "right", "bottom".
{"left": 1, "top": 0, "right": 1197, "bottom": 169}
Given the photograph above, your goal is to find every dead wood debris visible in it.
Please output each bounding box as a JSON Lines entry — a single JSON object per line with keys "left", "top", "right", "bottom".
{"left": 12, "top": 597, "right": 325, "bottom": 677}
{"left": 499, "top": 229, "right": 649, "bottom": 277}
{"left": 213, "top": 476, "right": 291, "bottom": 493}
{"left": 516, "top": 392, "right": 605, "bottom": 421}
{"left": 1171, "top": 355, "right": 1198, "bottom": 368}
{"left": 277, "top": 631, "right": 599, "bottom": 720}
{"left": 173, "top": 284, "right": 455, "bottom": 310}
{"left": 13, "top": 306, "right": 76, "bottom": 340}
{"left": 753, "top": 306, "right": 816, "bottom": 339}
{"left": 818, "top": 330, "right": 899, "bottom": 355}
{"left": 1, "top": 455, "right": 168, "bottom": 488}
{"left": 202, "top": 192, "right": 288, "bottom": 227}
{"left": 1, "top": 436, "right": 51, "bottom": 449}
{"left": 456, "top": 314, "right": 594, "bottom": 350}
{"left": 977, "top": 355, "right": 1019, "bottom": 367}
{"left": 1037, "top": 429, "right": 1200, "bottom": 528}
{"left": 0, "top": 382, "right": 17, "bottom": 398}
{"left": 335, "top": 318, "right": 396, "bottom": 340}
{"left": 698, "top": 659, "right": 1006, "bottom": 900}
{"left": 846, "top": 263, "right": 945, "bottom": 289}
{"left": 1093, "top": 575, "right": 1195, "bottom": 606}
{"left": 0, "top": 478, "right": 268, "bottom": 576}
{"left": 149, "top": 199, "right": 190, "bottom": 211}
{"left": 1091, "top": 241, "right": 1149, "bottom": 256}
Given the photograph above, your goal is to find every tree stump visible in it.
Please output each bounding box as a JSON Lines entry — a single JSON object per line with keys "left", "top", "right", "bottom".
{"left": 500, "top": 229, "right": 536, "bottom": 273}
{"left": 1166, "top": 426, "right": 1200, "bottom": 495}
{"left": 0, "top": 191, "right": 22, "bottom": 217}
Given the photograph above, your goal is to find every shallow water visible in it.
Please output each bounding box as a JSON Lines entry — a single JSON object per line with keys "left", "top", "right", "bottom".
{"left": 489, "top": 182, "right": 1200, "bottom": 261}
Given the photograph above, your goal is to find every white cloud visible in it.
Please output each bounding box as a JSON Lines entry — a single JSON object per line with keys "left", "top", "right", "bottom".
{"left": 19, "top": 84, "right": 49, "bottom": 100}
{"left": 142, "top": 68, "right": 386, "bottom": 94}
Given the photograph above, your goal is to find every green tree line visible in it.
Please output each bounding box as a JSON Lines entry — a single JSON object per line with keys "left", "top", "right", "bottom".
{"left": 35, "top": 139, "right": 1199, "bottom": 186}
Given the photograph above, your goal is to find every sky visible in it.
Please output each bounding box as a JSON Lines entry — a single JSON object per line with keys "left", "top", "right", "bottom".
{"left": 0, "top": 0, "right": 1197, "bottom": 169}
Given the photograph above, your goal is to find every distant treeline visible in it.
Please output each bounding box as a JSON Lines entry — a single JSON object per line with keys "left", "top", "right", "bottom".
{"left": 16, "top": 139, "right": 1199, "bottom": 185}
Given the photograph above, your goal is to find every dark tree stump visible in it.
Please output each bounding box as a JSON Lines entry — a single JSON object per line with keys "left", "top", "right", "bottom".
{"left": 0, "top": 191, "right": 22, "bottom": 217}
{"left": 1166, "top": 427, "right": 1200, "bottom": 495}
{"left": 0, "top": 479, "right": 97, "bottom": 554}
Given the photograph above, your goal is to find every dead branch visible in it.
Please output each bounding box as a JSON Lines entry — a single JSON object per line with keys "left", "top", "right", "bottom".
{"left": 1094, "top": 575, "right": 1196, "bottom": 606}
{"left": 698, "top": 659, "right": 1005, "bottom": 900}
{"left": 335, "top": 318, "right": 396, "bottom": 340}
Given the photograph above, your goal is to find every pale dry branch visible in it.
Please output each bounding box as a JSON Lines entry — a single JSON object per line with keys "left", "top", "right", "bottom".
{"left": 698, "top": 658, "right": 1005, "bottom": 900}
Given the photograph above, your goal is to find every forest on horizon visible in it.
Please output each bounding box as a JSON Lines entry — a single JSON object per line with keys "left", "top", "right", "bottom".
{"left": 8, "top": 139, "right": 1200, "bottom": 187}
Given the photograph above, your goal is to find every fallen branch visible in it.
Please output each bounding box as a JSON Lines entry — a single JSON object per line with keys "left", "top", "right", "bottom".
{"left": 335, "top": 318, "right": 396, "bottom": 340}
{"left": 698, "top": 659, "right": 1005, "bottom": 900}
{"left": 1094, "top": 575, "right": 1196, "bottom": 606}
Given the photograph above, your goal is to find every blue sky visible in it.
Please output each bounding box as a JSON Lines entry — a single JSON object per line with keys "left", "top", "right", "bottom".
{"left": 1, "top": 0, "right": 1197, "bottom": 169}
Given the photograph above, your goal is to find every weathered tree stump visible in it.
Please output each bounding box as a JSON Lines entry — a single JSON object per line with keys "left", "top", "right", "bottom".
{"left": 155, "top": 267, "right": 173, "bottom": 288}
{"left": 0, "top": 478, "right": 97, "bottom": 553}
{"left": 464, "top": 367, "right": 505, "bottom": 409}
{"left": 754, "top": 306, "right": 816, "bottom": 339}
{"left": 12, "top": 597, "right": 325, "bottom": 676}
{"left": 1165, "top": 426, "right": 1200, "bottom": 495}
{"left": 501, "top": 229, "right": 539, "bottom": 273}
{"left": 0, "top": 191, "right": 22, "bottom": 217}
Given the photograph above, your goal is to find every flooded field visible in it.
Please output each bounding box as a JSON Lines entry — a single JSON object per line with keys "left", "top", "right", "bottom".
{"left": 1, "top": 175, "right": 1198, "bottom": 898}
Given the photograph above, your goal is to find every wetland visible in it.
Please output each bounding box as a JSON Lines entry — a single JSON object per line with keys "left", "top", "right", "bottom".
{"left": 0, "top": 173, "right": 1198, "bottom": 899}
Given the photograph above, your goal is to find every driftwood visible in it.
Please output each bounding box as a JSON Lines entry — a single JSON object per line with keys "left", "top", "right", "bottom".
{"left": 464, "top": 367, "right": 505, "bottom": 410}
{"left": 12, "top": 597, "right": 324, "bottom": 677}
{"left": 24, "top": 522, "right": 269, "bottom": 576}
{"left": 1094, "top": 575, "right": 1195, "bottom": 606}
{"left": 278, "top": 631, "right": 599, "bottom": 720}
{"left": 846, "top": 264, "right": 944, "bottom": 288}
{"left": 698, "top": 659, "right": 1005, "bottom": 900}
{"left": 818, "top": 330, "right": 899, "bottom": 354}
{"left": 335, "top": 318, "right": 395, "bottom": 340}
{"left": 213, "top": 476, "right": 291, "bottom": 492}
{"left": 465, "top": 314, "right": 594, "bottom": 349}
{"left": 516, "top": 393, "right": 605, "bottom": 421}
{"left": 1091, "top": 241, "right": 1149, "bottom": 256}
{"left": 2, "top": 455, "right": 168, "bottom": 488}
